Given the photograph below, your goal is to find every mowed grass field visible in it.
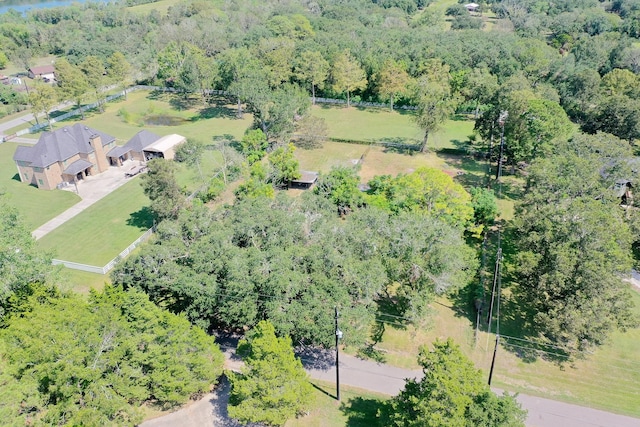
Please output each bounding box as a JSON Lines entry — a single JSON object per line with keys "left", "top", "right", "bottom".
{"left": 65, "top": 90, "right": 253, "bottom": 144}
{"left": 0, "top": 142, "right": 80, "bottom": 229}
{"left": 37, "top": 178, "right": 151, "bottom": 266}
{"left": 352, "top": 289, "right": 640, "bottom": 418}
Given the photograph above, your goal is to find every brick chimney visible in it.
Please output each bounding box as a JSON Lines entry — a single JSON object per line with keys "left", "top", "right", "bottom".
{"left": 89, "top": 133, "right": 109, "bottom": 173}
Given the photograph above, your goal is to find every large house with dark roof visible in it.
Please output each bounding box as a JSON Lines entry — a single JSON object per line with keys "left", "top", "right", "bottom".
{"left": 13, "top": 124, "right": 116, "bottom": 190}
{"left": 13, "top": 125, "right": 187, "bottom": 190}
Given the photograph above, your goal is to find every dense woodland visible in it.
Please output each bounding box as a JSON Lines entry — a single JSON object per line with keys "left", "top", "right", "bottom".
{"left": 1, "top": 0, "right": 640, "bottom": 425}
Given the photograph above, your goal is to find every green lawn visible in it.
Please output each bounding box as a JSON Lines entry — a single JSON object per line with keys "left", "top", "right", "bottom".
{"left": 37, "top": 179, "right": 152, "bottom": 266}
{"left": 0, "top": 142, "right": 80, "bottom": 230}
{"left": 285, "top": 380, "right": 387, "bottom": 427}
{"left": 311, "top": 105, "right": 475, "bottom": 150}
{"left": 60, "top": 269, "right": 110, "bottom": 295}
{"left": 127, "top": 0, "right": 181, "bottom": 14}
{"left": 349, "top": 288, "right": 640, "bottom": 418}
{"left": 72, "top": 90, "right": 253, "bottom": 144}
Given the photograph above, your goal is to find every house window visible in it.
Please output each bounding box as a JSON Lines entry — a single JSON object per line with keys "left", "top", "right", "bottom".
{"left": 33, "top": 167, "right": 43, "bottom": 172}
{"left": 38, "top": 179, "right": 44, "bottom": 186}
{"left": 23, "top": 173, "right": 28, "bottom": 181}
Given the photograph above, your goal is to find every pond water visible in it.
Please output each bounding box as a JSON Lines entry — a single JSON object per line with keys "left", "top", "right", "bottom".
{"left": 144, "top": 115, "right": 189, "bottom": 126}
{"left": 0, "top": 0, "right": 112, "bottom": 15}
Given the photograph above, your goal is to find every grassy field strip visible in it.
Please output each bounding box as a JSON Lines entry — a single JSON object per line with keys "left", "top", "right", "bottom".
{"left": 285, "top": 379, "right": 387, "bottom": 427}
{"left": 0, "top": 142, "right": 80, "bottom": 229}
{"left": 356, "top": 289, "right": 640, "bottom": 418}
{"left": 60, "top": 269, "right": 110, "bottom": 295}
{"left": 78, "top": 91, "right": 253, "bottom": 142}
{"left": 127, "top": 0, "right": 180, "bottom": 14}
{"left": 37, "top": 179, "right": 151, "bottom": 266}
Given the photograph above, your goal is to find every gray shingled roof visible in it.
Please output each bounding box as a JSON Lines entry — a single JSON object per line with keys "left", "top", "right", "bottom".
{"left": 107, "top": 145, "right": 131, "bottom": 158}
{"left": 63, "top": 159, "right": 93, "bottom": 175}
{"left": 12, "top": 124, "right": 115, "bottom": 168}
{"left": 122, "top": 130, "right": 162, "bottom": 153}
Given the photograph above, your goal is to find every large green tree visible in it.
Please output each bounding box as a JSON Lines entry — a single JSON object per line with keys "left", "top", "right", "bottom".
{"left": 229, "top": 320, "right": 313, "bottom": 426}
{"left": 366, "top": 167, "right": 477, "bottom": 233}
{"left": 112, "top": 194, "right": 476, "bottom": 345}
{"left": 294, "top": 50, "right": 330, "bottom": 105}
{"left": 28, "top": 81, "right": 57, "bottom": 130}
{"left": 140, "top": 158, "right": 185, "bottom": 221}
{"left": 80, "top": 55, "right": 107, "bottom": 111}
{"left": 380, "top": 339, "right": 526, "bottom": 427}
{"left": 269, "top": 143, "right": 301, "bottom": 188}
{"left": 106, "top": 51, "right": 132, "bottom": 99}
{"left": 0, "top": 202, "right": 57, "bottom": 326}
{"left": 375, "top": 59, "right": 410, "bottom": 111}
{"left": 512, "top": 133, "right": 638, "bottom": 353}
{"left": 412, "top": 59, "right": 457, "bottom": 152}
{"left": 54, "top": 58, "right": 89, "bottom": 119}
{"left": 0, "top": 286, "right": 224, "bottom": 425}
{"left": 331, "top": 50, "right": 367, "bottom": 108}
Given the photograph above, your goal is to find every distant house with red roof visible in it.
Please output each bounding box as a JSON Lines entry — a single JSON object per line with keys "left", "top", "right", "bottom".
{"left": 28, "top": 65, "right": 56, "bottom": 81}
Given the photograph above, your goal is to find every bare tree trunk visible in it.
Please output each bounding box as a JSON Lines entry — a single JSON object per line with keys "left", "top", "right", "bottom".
{"left": 390, "top": 94, "right": 394, "bottom": 111}
{"left": 236, "top": 97, "right": 243, "bottom": 118}
{"left": 420, "top": 131, "right": 429, "bottom": 152}
{"left": 346, "top": 90, "right": 350, "bottom": 108}
{"left": 311, "top": 83, "right": 316, "bottom": 105}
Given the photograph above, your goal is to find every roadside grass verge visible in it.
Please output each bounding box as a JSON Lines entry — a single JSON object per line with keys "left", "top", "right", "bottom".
{"left": 0, "top": 142, "right": 80, "bottom": 229}
{"left": 351, "top": 289, "right": 640, "bottom": 418}
{"left": 37, "top": 178, "right": 151, "bottom": 266}
{"left": 285, "top": 379, "right": 388, "bottom": 427}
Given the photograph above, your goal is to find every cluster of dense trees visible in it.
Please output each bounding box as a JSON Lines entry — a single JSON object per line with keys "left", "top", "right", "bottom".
{"left": 0, "top": 202, "right": 225, "bottom": 425}
{"left": 113, "top": 171, "right": 478, "bottom": 347}
{"left": 510, "top": 133, "right": 639, "bottom": 352}
{"left": 2, "top": 0, "right": 640, "bottom": 147}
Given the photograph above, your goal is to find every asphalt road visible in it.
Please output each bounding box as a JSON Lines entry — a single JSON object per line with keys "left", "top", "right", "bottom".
{"left": 140, "top": 340, "right": 640, "bottom": 427}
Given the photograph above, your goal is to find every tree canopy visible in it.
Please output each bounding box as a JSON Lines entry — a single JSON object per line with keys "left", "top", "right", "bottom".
{"left": 380, "top": 339, "right": 526, "bottom": 427}
{"left": 511, "top": 133, "right": 639, "bottom": 353}
{"left": 0, "top": 286, "right": 224, "bottom": 425}
{"left": 112, "top": 194, "right": 476, "bottom": 347}
{"left": 229, "top": 320, "right": 313, "bottom": 426}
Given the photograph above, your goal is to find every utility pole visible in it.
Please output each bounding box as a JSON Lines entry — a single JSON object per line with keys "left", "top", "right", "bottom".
{"left": 488, "top": 333, "right": 500, "bottom": 386}
{"left": 486, "top": 247, "right": 502, "bottom": 329}
{"left": 495, "top": 110, "right": 508, "bottom": 181}
{"left": 334, "top": 307, "right": 343, "bottom": 401}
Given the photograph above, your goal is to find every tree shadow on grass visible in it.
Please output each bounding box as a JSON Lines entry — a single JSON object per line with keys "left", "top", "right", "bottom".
{"left": 341, "top": 397, "right": 385, "bottom": 427}
{"left": 126, "top": 206, "right": 155, "bottom": 230}
{"left": 11, "top": 173, "right": 20, "bottom": 182}
{"left": 193, "top": 105, "right": 237, "bottom": 121}
{"left": 378, "top": 137, "right": 420, "bottom": 155}
{"left": 169, "top": 95, "right": 200, "bottom": 111}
